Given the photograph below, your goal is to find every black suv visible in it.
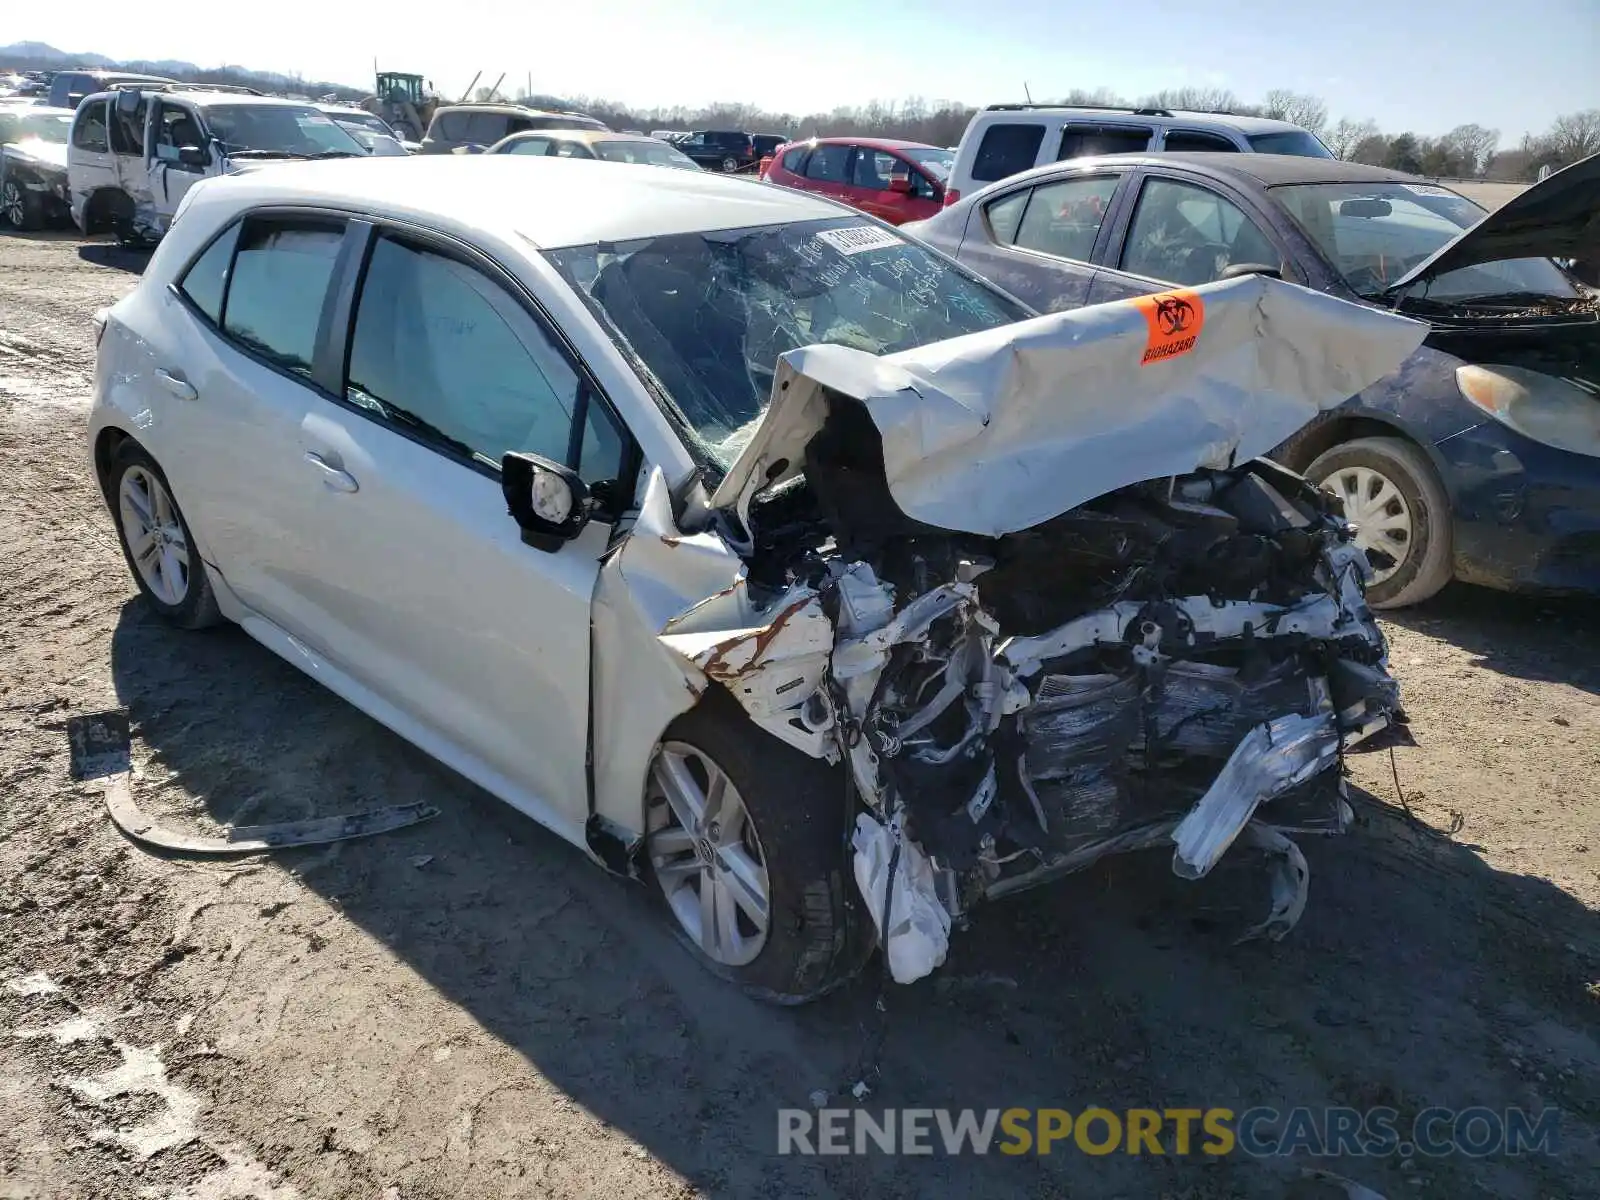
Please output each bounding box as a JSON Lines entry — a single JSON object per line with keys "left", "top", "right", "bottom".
{"left": 674, "top": 130, "right": 757, "bottom": 172}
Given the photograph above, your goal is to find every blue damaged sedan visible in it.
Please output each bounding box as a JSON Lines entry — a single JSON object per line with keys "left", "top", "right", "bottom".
{"left": 907, "top": 153, "right": 1600, "bottom": 607}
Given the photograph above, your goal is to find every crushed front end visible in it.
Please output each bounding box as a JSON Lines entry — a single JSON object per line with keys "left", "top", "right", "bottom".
{"left": 648, "top": 275, "right": 1426, "bottom": 983}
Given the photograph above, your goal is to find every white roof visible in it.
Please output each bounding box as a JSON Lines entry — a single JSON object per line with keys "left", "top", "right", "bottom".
{"left": 198, "top": 154, "right": 847, "bottom": 248}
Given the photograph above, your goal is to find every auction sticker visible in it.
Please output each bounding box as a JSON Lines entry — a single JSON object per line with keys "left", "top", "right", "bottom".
{"left": 1130, "top": 289, "right": 1205, "bottom": 365}
{"left": 816, "top": 225, "right": 903, "bottom": 255}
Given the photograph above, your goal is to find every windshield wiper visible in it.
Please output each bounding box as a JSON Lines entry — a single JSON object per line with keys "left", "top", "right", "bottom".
{"left": 222, "top": 149, "right": 314, "bottom": 160}
{"left": 304, "top": 149, "right": 360, "bottom": 159}
{"left": 1450, "top": 291, "right": 1581, "bottom": 307}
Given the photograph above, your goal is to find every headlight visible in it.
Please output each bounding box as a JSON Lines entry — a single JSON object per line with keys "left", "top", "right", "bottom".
{"left": 1455, "top": 364, "right": 1600, "bottom": 459}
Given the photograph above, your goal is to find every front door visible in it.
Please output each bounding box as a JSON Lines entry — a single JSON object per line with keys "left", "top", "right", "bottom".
{"left": 841, "top": 146, "right": 923, "bottom": 224}
{"left": 285, "top": 229, "right": 629, "bottom": 828}
{"left": 147, "top": 100, "right": 211, "bottom": 230}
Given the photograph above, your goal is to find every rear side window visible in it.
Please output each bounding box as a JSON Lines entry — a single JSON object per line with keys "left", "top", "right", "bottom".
{"left": 1013, "top": 176, "right": 1119, "bottom": 262}
{"left": 177, "top": 222, "right": 243, "bottom": 325}
{"left": 804, "top": 144, "right": 852, "bottom": 183}
{"left": 222, "top": 218, "right": 345, "bottom": 376}
{"left": 346, "top": 235, "right": 622, "bottom": 478}
{"left": 435, "top": 111, "right": 468, "bottom": 140}
{"left": 1056, "top": 124, "right": 1152, "bottom": 159}
{"left": 971, "top": 123, "right": 1044, "bottom": 183}
{"left": 72, "top": 102, "right": 109, "bottom": 152}
{"left": 984, "top": 189, "right": 1030, "bottom": 243}
{"left": 1163, "top": 129, "right": 1237, "bottom": 153}
{"left": 780, "top": 146, "right": 809, "bottom": 173}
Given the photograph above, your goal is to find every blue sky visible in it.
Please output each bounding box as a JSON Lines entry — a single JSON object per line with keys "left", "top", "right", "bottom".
{"left": 16, "top": 0, "right": 1599, "bottom": 142}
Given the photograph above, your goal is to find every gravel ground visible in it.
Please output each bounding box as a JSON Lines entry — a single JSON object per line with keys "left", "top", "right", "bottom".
{"left": 1, "top": 230, "right": 1597, "bottom": 1200}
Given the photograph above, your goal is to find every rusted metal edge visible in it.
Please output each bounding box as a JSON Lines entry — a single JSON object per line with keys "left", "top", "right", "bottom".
{"left": 104, "top": 774, "right": 439, "bottom": 855}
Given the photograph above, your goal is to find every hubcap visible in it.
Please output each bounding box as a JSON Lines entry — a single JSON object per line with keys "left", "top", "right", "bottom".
{"left": 117, "top": 467, "right": 190, "bottom": 606}
{"left": 3, "top": 181, "right": 23, "bottom": 226}
{"left": 1322, "top": 464, "right": 1412, "bottom": 584}
{"left": 646, "top": 742, "right": 771, "bottom": 967}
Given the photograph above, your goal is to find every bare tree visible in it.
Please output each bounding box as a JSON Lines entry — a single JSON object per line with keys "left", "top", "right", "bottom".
{"left": 1138, "top": 86, "right": 1241, "bottom": 114}
{"left": 1543, "top": 109, "right": 1600, "bottom": 165}
{"left": 1325, "top": 116, "right": 1380, "bottom": 159}
{"left": 1261, "top": 89, "right": 1328, "bottom": 133}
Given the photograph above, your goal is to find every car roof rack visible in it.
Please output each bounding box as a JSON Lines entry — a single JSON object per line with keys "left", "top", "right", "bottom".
{"left": 983, "top": 102, "right": 1175, "bottom": 117}
{"left": 106, "top": 81, "right": 265, "bottom": 97}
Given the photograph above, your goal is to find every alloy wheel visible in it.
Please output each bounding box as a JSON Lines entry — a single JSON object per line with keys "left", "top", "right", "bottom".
{"left": 646, "top": 741, "right": 771, "bottom": 966}
{"left": 1322, "top": 464, "right": 1412, "bottom": 584}
{"left": 117, "top": 466, "right": 190, "bottom": 606}
{"left": 2, "top": 180, "right": 24, "bottom": 227}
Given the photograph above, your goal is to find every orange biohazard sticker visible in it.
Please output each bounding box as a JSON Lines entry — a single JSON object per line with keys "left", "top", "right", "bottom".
{"left": 1130, "top": 289, "right": 1205, "bottom": 365}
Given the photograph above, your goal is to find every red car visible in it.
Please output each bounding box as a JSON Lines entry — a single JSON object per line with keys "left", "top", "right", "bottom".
{"left": 763, "top": 137, "right": 954, "bottom": 225}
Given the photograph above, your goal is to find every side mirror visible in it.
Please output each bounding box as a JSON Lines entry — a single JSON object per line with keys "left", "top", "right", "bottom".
{"left": 1219, "top": 262, "right": 1283, "bottom": 281}
{"left": 177, "top": 146, "right": 208, "bottom": 167}
{"left": 888, "top": 176, "right": 913, "bottom": 194}
{"left": 502, "top": 452, "right": 589, "bottom": 551}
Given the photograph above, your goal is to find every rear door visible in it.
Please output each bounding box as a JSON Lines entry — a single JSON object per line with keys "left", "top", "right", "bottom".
{"left": 955, "top": 171, "right": 1126, "bottom": 312}
{"left": 68, "top": 98, "right": 115, "bottom": 227}
{"left": 288, "top": 226, "right": 631, "bottom": 831}
{"left": 799, "top": 142, "right": 853, "bottom": 202}
{"left": 155, "top": 213, "right": 352, "bottom": 628}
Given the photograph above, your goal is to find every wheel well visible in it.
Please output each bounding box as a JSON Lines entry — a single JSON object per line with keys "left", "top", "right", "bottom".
{"left": 1274, "top": 415, "right": 1409, "bottom": 474}
{"left": 93, "top": 427, "right": 130, "bottom": 502}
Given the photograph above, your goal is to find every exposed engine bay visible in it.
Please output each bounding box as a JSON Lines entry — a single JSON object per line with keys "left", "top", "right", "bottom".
{"left": 616, "top": 275, "right": 1427, "bottom": 983}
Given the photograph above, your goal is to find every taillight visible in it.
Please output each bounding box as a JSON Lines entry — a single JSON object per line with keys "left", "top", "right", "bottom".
{"left": 942, "top": 188, "right": 962, "bottom": 207}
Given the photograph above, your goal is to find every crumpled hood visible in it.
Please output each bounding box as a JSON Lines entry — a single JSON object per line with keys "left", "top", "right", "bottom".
{"left": 2, "top": 139, "right": 67, "bottom": 172}
{"left": 711, "top": 273, "right": 1426, "bottom": 538}
{"left": 1387, "top": 153, "right": 1600, "bottom": 293}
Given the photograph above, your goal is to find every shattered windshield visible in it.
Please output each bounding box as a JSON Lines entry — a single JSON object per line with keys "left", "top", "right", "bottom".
{"left": 204, "top": 104, "right": 366, "bottom": 158}
{"left": 547, "top": 217, "right": 1028, "bottom": 469}
{"left": 0, "top": 111, "right": 72, "bottom": 144}
{"left": 1274, "top": 182, "right": 1580, "bottom": 302}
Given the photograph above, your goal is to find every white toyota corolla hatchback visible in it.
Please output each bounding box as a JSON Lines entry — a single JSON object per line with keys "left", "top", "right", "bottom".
{"left": 89, "top": 155, "right": 1426, "bottom": 1000}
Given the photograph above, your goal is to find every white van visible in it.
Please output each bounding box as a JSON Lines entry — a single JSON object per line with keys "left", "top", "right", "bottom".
{"left": 944, "top": 104, "right": 1333, "bottom": 206}
{"left": 69, "top": 87, "right": 370, "bottom": 243}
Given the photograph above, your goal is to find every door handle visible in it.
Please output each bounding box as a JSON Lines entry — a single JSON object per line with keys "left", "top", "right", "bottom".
{"left": 154, "top": 368, "right": 197, "bottom": 401}
{"left": 304, "top": 450, "right": 359, "bottom": 494}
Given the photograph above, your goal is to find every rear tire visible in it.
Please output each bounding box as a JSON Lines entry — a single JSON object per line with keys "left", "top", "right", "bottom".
{"left": 720, "top": 155, "right": 738, "bottom": 173}
{"left": 107, "top": 440, "right": 223, "bottom": 630}
{"left": 644, "top": 691, "right": 869, "bottom": 1004}
{"left": 1307, "top": 436, "right": 1453, "bottom": 608}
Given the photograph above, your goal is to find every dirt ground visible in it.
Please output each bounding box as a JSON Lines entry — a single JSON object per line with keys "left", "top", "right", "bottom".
{"left": 2, "top": 230, "right": 1597, "bottom": 1200}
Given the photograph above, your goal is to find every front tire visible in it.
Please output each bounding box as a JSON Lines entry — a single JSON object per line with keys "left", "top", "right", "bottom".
{"left": 1307, "top": 436, "right": 1453, "bottom": 608}
{"left": 2, "top": 178, "right": 43, "bottom": 230}
{"left": 107, "top": 441, "right": 223, "bottom": 630}
{"left": 644, "top": 692, "right": 868, "bottom": 1003}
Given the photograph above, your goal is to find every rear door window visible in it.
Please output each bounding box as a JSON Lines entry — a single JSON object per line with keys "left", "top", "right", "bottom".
{"left": 109, "top": 95, "right": 148, "bottom": 155}
{"left": 72, "top": 101, "right": 109, "bottom": 152}
{"left": 1162, "top": 129, "right": 1238, "bottom": 153}
{"left": 177, "top": 222, "right": 243, "bottom": 325}
{"left": 346, "top": 235, "right": 623, "bottom": 479}
{"left": 804, "top": 143, "right": 852, "bottom": 183}
{"left": 505, "top": 136, "right": 554, "bottom": 156}
{"left": 465, "top": 113, "right": 508, "bottom": 144}
{"left": 1056, "top": 124, "right": 1153, "bottom": 159}
{"left": 1012, "top": 175, "right": 1120, "bottom": 262}
{"left": 971, "top": 123, "right": 1045, "bottom": 183}
{"left": 221, "top": 217, "right": 346, "bottom": 377}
